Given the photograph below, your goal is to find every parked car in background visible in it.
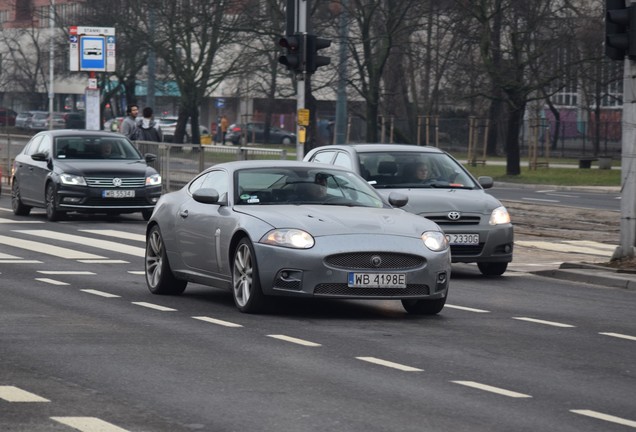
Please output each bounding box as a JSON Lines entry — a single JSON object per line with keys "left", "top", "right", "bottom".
{"left": 226, "top": 122, "right": 296, "bottom": 145}
{"left": 158, "top": 116, "right": 210, "bottom": 143}
{"left": 304, "top": 144, "right": 514, "bottom": 276}
{"left": 0, "top": 108, "right": 17, "bottom": 126}
{"left": 64, "top": 111, "right": 85, "bottom": 128}
{"left": 145, "top": 160, "right": 450, "bottom": 314}
{"left": 27, "top": 111, "right": 66, "bottom": 131}
{"left": 10, "top": 130, "right": 162, "bottom": 221}
{"left": 15, "top": 111, "right": 35, "bottom": 129}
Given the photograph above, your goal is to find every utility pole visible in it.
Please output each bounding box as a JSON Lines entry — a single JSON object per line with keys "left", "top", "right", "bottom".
{"left": 48, "top": 0, "right": 55, "bottom": 129}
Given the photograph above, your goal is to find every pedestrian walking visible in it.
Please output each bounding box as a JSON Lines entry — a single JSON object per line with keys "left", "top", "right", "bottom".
{"left": 220, "top": 115, "right": 229, "bottom": 145}
{"left": 120, "top": 104, "right": 139, "bottom": 140}
{"left": 135, "top": 107, "right": 163, "bottom": 142}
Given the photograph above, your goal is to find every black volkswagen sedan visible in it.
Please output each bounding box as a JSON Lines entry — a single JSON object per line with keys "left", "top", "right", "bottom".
{"left": 11, "top": 130, "right": 162, "bottom": 221}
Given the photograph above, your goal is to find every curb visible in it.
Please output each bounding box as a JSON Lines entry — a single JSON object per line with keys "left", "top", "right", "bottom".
{"left": 531, "top": 264, "right": 636, "bottom": 290}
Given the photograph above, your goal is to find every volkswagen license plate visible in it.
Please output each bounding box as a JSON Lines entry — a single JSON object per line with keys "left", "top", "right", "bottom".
{"left": 446, "top": 233, "right": 479, "bottom": 245}
{"left": 348, "top": 273, "right": 406, "bottom": 288}
{"left": 102, "top": 190, "right": 135, "bottom": 198}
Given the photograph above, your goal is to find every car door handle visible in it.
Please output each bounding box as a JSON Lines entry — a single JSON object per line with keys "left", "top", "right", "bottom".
{"left": 179, "top": 210, "right": 189, "bottom": 218}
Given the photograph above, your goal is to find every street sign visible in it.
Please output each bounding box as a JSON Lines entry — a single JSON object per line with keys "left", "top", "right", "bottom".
{"left": 298, "top": 108, "right": 309, "bottom": 126}
{"left": 69, "top": 26, "right": 116, "bottom": 72}
{"left": 80, "top": 36, "right": 105, "bottom": 71}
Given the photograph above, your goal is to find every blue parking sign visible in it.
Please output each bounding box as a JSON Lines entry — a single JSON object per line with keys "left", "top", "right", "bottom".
{"left": 80, "top": 36, "right": 106, "bottom": 71}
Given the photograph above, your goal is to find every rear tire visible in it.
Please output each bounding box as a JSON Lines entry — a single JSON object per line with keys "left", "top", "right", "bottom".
{"left": 232, "top": 238, "right": 266, "bottom": 313}
{"left": 11, "top": 180, "right": 32, "bottom": 216}
{"left": 477, "top": 262, "right": 508, "bottom": 276}
{"left": 145, "top": 225, "right": 187, "bottom": 295}
{"left": 401, "top": 297, "right": 446, "bottom": 315}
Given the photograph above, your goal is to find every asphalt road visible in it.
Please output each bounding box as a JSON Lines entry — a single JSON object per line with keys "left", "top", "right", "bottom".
{"left": 0, "top": 198, "right": 634, "bottom": 432}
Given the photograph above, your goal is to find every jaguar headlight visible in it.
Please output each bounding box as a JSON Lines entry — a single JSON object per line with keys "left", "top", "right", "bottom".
{"left": 260, "top": 229, "right": 315, "bottom": 249}
{"left": 422, "top": 231, "right": 449, "bottom": 252}
{"left": 489, "top": 206, "right": 511, "bottom": 225}
{"left": 59, "top": 173, "right": 86, "bottom": 186}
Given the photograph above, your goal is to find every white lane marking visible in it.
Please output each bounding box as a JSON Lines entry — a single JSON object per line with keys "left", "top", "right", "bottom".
{"left": 0, "top": 386, "right": 50, "bottom": 402}
{"left": 521, "top": 198, "right": 560, "bottom": 203}
{"left": 81, "top": 289, "right": 120, "bottom": 298}
{"left": 132, "top": 302, "right": 176, "bottom": 312}
{"left": 15, "top": 230, "right": 145, "bottom": 257}
{"left": 38, "top": 270, "right": 96, "bottom": 275}
{"left": 0, "top": 235, "right": 105, "bottom": 259}
{"left": 545, "top": 193, "right": 578, "bottom": 198}
{"left": 515, "top": 240, "right": 612, "bottom": 257}
{"left": 451, "top": 381, "right": 532, "bottom": 398}
{"left": 356, "top": 357, "right": 422, "bottom": 372}
{"left": 267, "top": 334, "right": 321, "bottom": 347}
{"left": 600, "top": 332, "right": 636, "bottom": 341}
{"left": 571, "top": 409, "right": 636, "bottom": 428}
{"left": 536, "top": 189, "right": 557, "bottom": 193}
{"left": 193, "top": 316, "right": 243, "bottom": 328}
{"left": 0, "top": 252, "right": 22, "bottom": 259}
{"left": 77, "top": 260, "right": 130, "bottom": 264}
{"left": 0, "top": 259, "right": 43, "bottom": 264}
{"left": 80, "top": 229, "right": 146, "bottom": 242}
{"left": 0, "top": 218, "right": 43, "bottom": 223}
{"left": 512, "top": 317, "right": 575, "bottom": 328}
{"left": 563, "top": 240, "right": 617, "bottom": 251}
{"left": 128, "top": 270, "right": 145, "bottom": 275}
{"left": 35, "top": 278, "right": 69, "bottom": 286}
{"left": 445, "top": 304, "right": 490, "bottom": 313}
{"left": 51, "top": 417, "right": 130, "bottom": 432}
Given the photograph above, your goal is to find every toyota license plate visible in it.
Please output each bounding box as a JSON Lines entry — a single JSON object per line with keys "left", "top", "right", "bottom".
{"left": 446, "top": 233, "right": 479, "bottom": 245}
{"left": 102, "top": 190, "right": 135, "bottom": 198}
{"left": 348, "top": 273, "right": 406, "bottom": 288}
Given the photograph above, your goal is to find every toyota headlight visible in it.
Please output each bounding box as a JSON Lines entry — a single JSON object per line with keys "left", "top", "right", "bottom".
{"left": 59, "top": 173, "right": 86, "bottom": 186}
{"left": 489, "top": 206, "right": 511, "bottom": 225}
{"left": 422, "top": 231, "right": 449, "bottom": 252}
{"left": 260, "top": 229, "right": 315, "bottom": 249}
{"left": 146, "top": 173, "right": 162, "bottom": 186}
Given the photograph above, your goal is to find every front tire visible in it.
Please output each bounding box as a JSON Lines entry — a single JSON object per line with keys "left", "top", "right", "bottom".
{"left": 232, "top": 238, "right": 266, "bottom": 313}
{"left": 145, "top": 225, "right": 187, "bottom": 295}
{"left": 477, "top": 262, "right": 508, "bottom": 277}
{"left": 45, "top": 183, "right": 65, "bottom": 221}
{"left": 401, "top": 297, "right": 446, "bottom": 315}
{"left": 11, "top": 180, "right": 32, "bottom": 216}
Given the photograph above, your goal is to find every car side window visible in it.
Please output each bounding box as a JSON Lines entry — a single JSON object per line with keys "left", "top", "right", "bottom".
{"left": 189, "top": 171, "right": 228, "bottom": 201}
{"left": 311, "top": 151, "right": 335, "bottom": 164}
{"left": 35, "top": 135, "right": 52, "bottom": 157}
{"left": 23, "top": 135, "right": 44, "bottom": 156}
{"left": 333, "top": 152, "right": 352, "bottom": 169}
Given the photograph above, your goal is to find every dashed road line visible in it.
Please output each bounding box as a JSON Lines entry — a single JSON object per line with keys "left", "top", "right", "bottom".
{"left": 356, "top": 357, "right": 422, "bottom": 372}
{"left": 77, "top": 259, "right": 130, "bottom": 264}
{"left": 51, "top": 417, "right": 130, "bottom": 432}
{"left": 571, "top": 409, "right": 636, "bottom": 428}
{"left": 79, "top": 229, "right": 146, "bottom": 242}
{"left": 512, "top": 317, "right": 575, "bottom": 328}
{"left": 445, "top": 304, "right": 490, "bottom": 313}
{"left": 128, "top": 270, "right": 145, "bottom": 275}
{"left": 599, "top": 332, "right": 636, "bottom": 341}
{"left": 81, "top": 289, "right": 121, "bottom": 298}
{"left": 267, "top": 334, "right": 321, "bottom": 347}
{"left": 0, "top": 386, "right": 50, "bottom": 402}
{"left": 132, "top": 302, "right": 177, "bottom": 312}
{"left": 38, "top": 270, "right": 96, "bottom": 275}
{"left": 35, "top": 278, "right": 69, "bottom": 286}
{"left": 451, "top": 381, "right": 532, "bottom": 398}
{"left": 192, "top": 316, "right": 243, "bottom": 327}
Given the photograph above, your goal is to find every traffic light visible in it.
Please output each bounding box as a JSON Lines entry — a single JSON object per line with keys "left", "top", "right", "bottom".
{"left": 306, "top": 35, "right": 331, "bottom": 74}
{"left": 605, "top": 0, "right": 636, "bottom": 60}
{"left": 279, "top": 33, "right": 304, "bottom": 73}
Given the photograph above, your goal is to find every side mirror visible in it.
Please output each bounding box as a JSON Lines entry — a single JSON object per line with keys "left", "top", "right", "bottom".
{"left": 387, "top": 191, "right": 408, "bottom": 208}
{"left": 145, "top": 153, "right": 157, "bottom": 163}
{"left": 31, "top": 152, "right": 48, "bottom": 162}
{"left": 192, "top": 188, "right": 220, "bottom": 204}
{"left": 477, "top": 176, "right": 494, "bottom": 189}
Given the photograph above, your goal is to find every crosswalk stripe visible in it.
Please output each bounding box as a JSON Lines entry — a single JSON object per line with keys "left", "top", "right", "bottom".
{"left": 0, "top": 235, "right": 105, "bottom": 259}
{"left": 35, "top": 278, "right": 69, "bottom": 286}
{"left": 51, "top": 417, "right": 130, "bottom": 432}
{"left": 15, "top": 230, "right": 145, "bottom": 257}
{"left": 0, "top": 386, "right": 50, "bottom": 402}
{"left": 0, "top": 217, "right": 43, "bottom": 224}
{"left": 80, "top": 229, "right": 146, "bottom": 242}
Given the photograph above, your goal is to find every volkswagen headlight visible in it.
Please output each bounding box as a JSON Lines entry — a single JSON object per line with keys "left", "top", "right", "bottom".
{"left": 260, "top": 229, "right": 315, "bottom": 249}
{"left": 422, "top": 231, "right": 449, "bottom": 252}
{"left": 489, "top": 206, "right": 511, "bottom": 225}
{"left": 146, "top": 173, "right": 162, "bottom": 186}
{"left": 59, "top": 173, "right": 86, "bottom": 186}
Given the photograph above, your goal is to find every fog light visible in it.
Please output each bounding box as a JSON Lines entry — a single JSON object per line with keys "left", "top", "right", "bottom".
{"left": 62, "top": 197, "right": 82, "bottom": 203}
{"left": 504, "top": 244, "right": 512, "bottom": 253}
{"left": 151, "top": 197, "right": 159, "bottom": 203}
{"left": 435, "top": 272, "right": 448, "bottom": 292}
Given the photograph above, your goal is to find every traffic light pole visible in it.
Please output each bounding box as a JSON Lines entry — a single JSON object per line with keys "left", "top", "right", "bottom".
{"left": 295, "top": 0, "right": 307, "bottom": 160}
